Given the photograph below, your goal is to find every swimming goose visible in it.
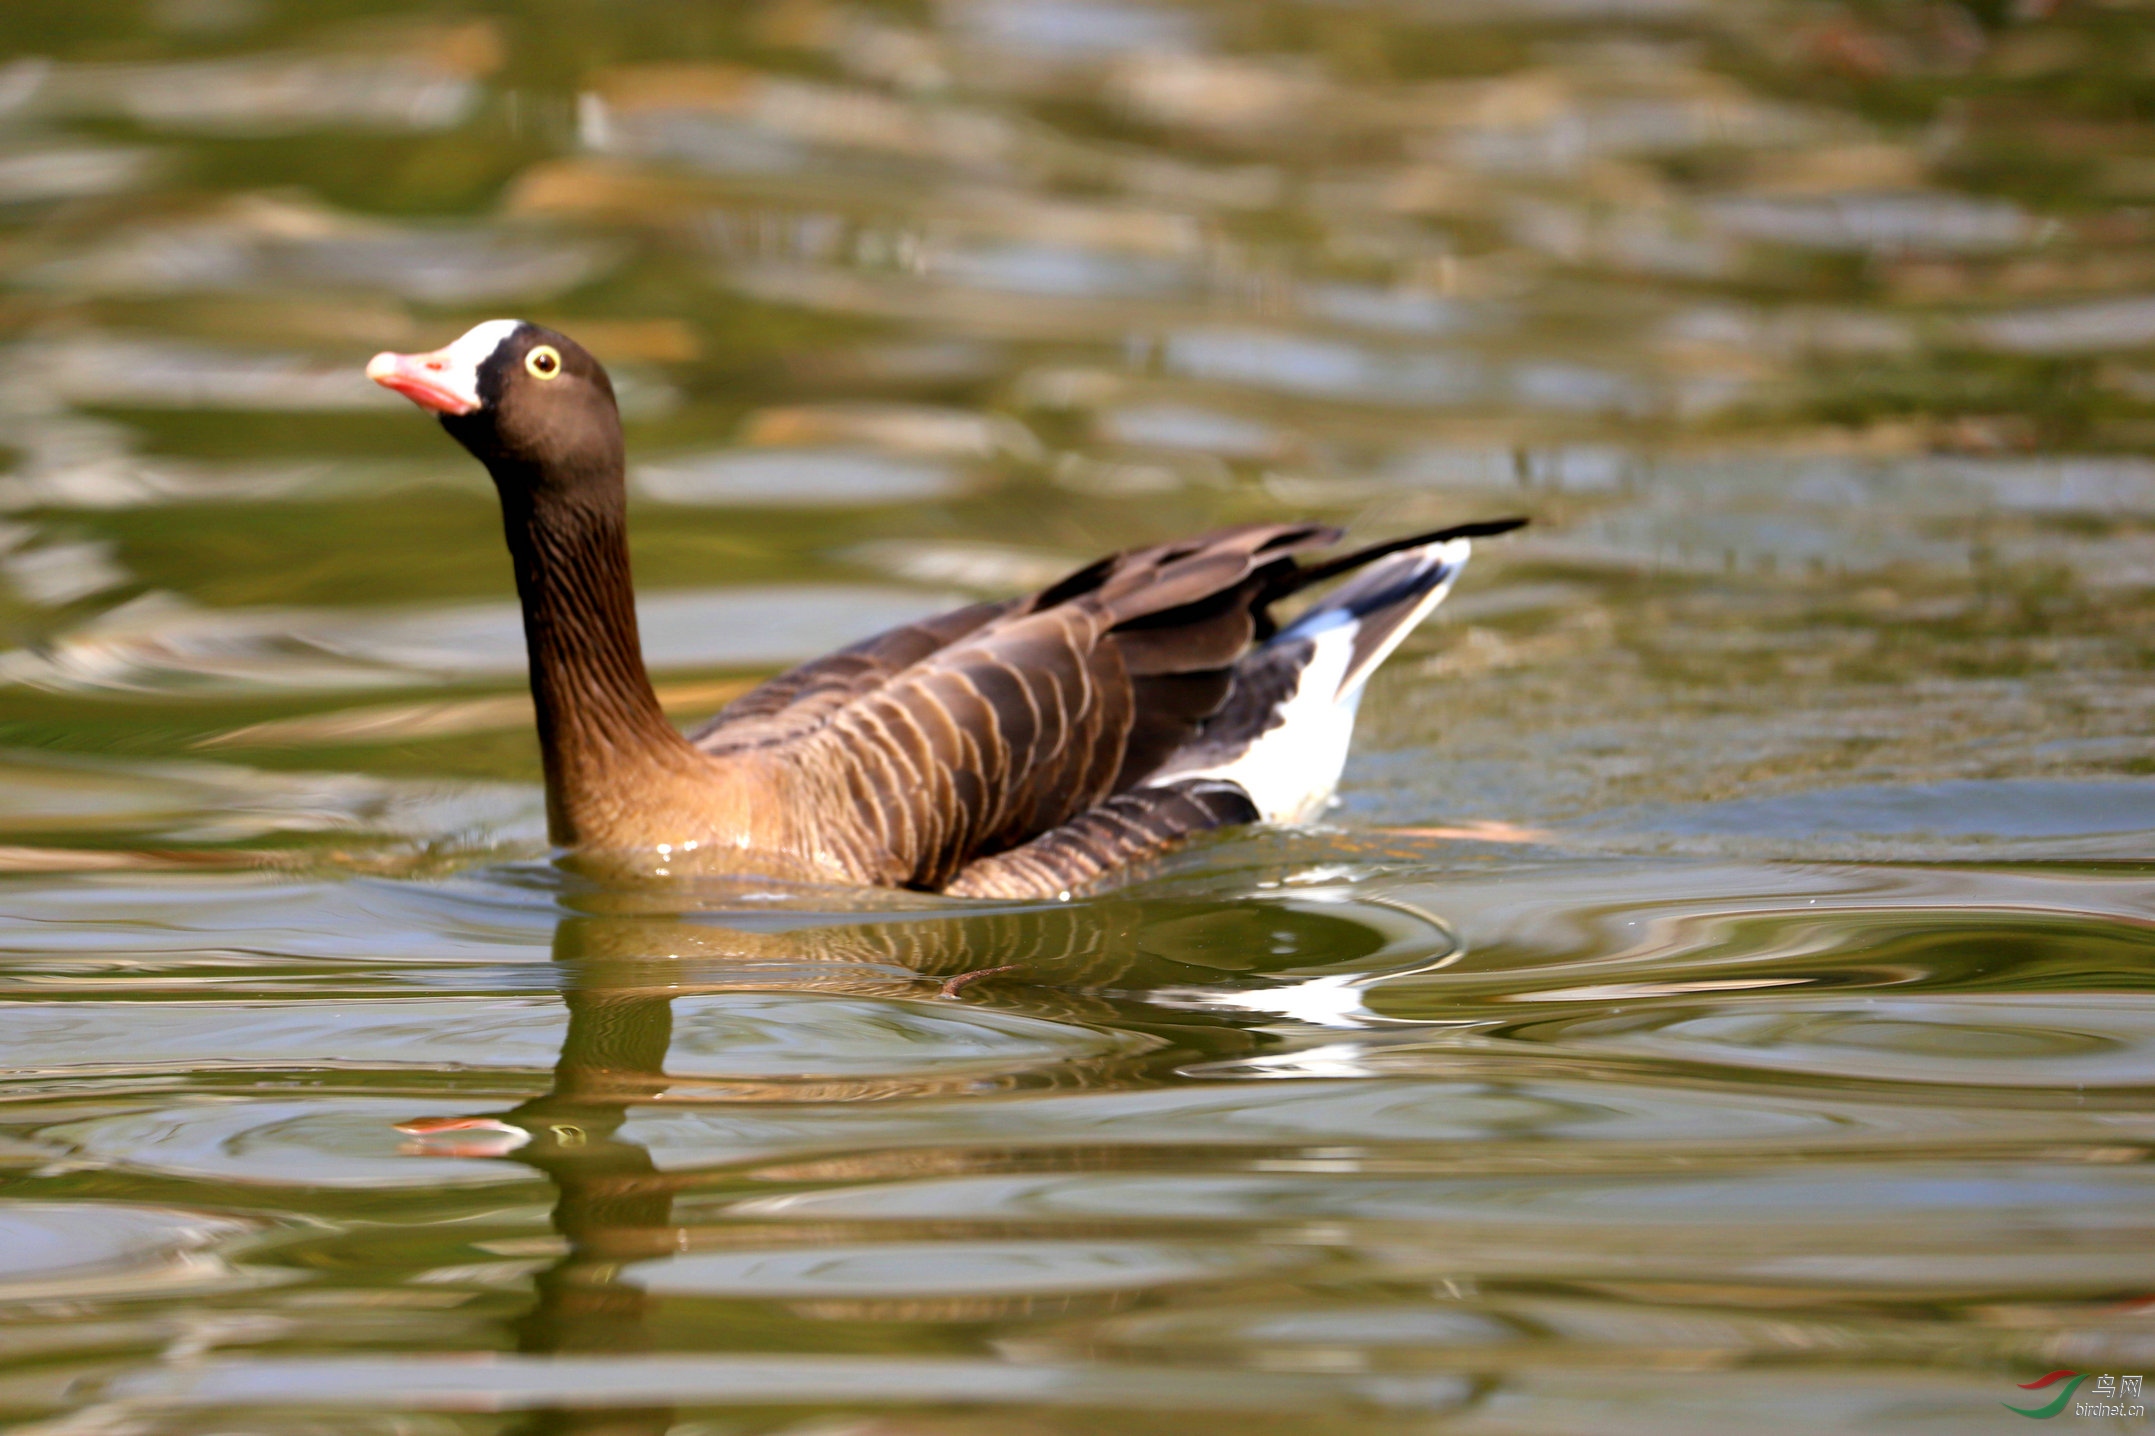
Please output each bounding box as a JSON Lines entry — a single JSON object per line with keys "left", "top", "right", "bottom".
{"left": 367, "top": 321, "right": 1524, "bottom": 898}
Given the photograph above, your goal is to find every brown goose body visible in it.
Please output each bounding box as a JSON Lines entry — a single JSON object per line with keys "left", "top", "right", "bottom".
{"left": 368, "top": 322, "right": 1523, "bottom": 898}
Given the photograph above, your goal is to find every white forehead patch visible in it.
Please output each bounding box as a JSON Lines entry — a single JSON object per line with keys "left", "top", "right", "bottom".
{"left": 442, "top": 319, "right": 525, "bottom": 376}
{"left": 405, "top": 319, "right": 525, "bottom": 413}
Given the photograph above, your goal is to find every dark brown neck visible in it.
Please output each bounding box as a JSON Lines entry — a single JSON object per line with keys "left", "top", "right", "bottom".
{"left": 493, "top": 465, "right": 691, "bottom": 844}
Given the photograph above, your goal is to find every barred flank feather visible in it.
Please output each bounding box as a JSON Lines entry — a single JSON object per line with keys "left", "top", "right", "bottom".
{"left": 945, "top": 780, "right": 1260, "bottom": 899}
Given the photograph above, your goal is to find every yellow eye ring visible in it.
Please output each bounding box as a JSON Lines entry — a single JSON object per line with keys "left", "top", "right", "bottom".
{"left": 525, "top": 345, "right": 562, "bottom": 379}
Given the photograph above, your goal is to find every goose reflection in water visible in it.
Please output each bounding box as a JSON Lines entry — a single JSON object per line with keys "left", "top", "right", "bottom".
{"left": 397, "top": 953, "right": 671, "bottom": 1436}
{"left": 388, "top": 889, "right": 1460, "bottom": 1433}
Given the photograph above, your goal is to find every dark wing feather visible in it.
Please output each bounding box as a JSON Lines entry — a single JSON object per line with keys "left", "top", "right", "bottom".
{"left": 689, "top": 523, "right": 1337, "bottom": 757}
{"left": 1084, "top": 524, "right": 1339, "bottom": 789}
{"left": 691, "top": 522, "right": 1340, "bottom": 888}
{"left": 689, "top": 598, "right": 1018, "bottom": 754}
{"left": 1118, "top": 668, "right": 1235, "bottom": 791}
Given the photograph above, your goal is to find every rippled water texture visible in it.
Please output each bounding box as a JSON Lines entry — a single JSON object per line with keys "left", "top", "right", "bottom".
{"left": 2, "top": 1, "right": 2154, "bottom": 1432}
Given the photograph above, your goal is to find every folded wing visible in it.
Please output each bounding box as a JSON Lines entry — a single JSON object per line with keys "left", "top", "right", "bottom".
{"left": 690, "top": 523, "right": 1340, "bottom": 888}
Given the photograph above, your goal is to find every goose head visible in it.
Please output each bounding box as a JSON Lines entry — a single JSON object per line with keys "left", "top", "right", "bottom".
{"left": 367, "top": 319, "right": 622, "bottom": 488}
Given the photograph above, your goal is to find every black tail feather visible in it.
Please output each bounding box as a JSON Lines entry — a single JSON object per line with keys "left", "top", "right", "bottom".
{"left": 1283, "top": 516, "right": 1528, "bottom": 596}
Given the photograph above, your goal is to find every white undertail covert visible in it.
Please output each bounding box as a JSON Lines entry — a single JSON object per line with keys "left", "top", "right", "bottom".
{"left": 1154, "top": 536, "right": 1472, "bottom": 824}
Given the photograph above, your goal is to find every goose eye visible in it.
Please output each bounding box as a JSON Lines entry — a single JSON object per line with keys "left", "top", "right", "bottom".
{"left": 525, "top": 345, "right": 562, "bottom": 379}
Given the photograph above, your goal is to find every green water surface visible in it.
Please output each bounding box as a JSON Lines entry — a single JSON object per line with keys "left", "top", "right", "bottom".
{"left": 1, "top": 1, "right": 2153, "bottom": 1432}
